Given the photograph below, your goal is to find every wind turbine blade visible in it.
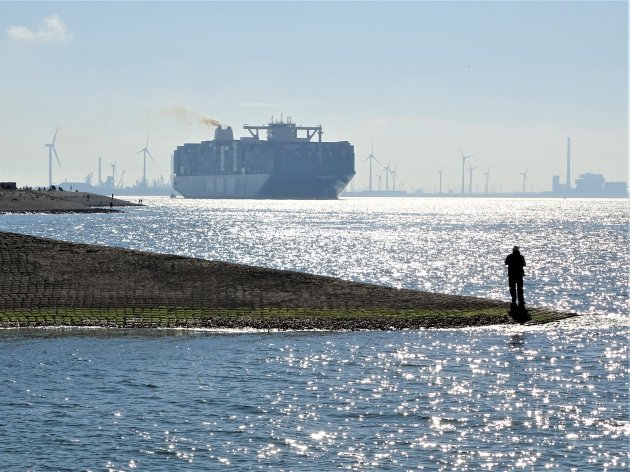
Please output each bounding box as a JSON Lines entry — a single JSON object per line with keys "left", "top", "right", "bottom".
{"left": 137, "top": 149, "right": 145, "bottom": 155}
{"left": 52, "top": 127, "right": 58, "bottom": 145}
{"left": 146, "top": 132, "right": 150, "bottom": 149}
{"left": 53, "top": 147, "right": 61, "bottom": 168}
{"left": 146, "top": 149, "right": 154, "bottom": 162}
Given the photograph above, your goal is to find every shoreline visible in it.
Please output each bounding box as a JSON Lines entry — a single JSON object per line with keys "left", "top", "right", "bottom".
{"left": 0, "top": 231, "right": 578, "bottom": 330}
{"left": 0, "top": 188, "right": 140, "bottom": 213}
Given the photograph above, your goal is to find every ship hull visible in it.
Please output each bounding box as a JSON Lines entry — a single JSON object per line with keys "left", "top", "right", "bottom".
{"left": 173, "top": 119, "right": 355, "bottom": 200}
{"left": 173, "top": 172, "right": 354, "bottom": 199}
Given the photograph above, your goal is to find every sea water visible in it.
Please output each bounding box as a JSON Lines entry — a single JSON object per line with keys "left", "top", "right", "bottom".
{"left": 0, "top": 198, "right": 628, "bottom": 470}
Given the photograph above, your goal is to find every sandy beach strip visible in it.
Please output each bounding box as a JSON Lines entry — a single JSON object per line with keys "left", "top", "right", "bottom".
{"left": 0, "top": 231, "right": 576, "bottom": 330}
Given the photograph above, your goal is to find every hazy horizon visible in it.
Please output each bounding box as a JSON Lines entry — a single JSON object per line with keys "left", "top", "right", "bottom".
{"left": 0, "top": 1, "right": 627, "bottom": 193}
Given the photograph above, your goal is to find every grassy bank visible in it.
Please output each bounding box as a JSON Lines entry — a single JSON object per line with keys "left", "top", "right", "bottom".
{"left": 0, "top": 306, "right": 575, "bottom": 330}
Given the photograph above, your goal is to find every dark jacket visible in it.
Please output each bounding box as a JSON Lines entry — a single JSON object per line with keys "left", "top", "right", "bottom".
{"left": 505, "top": 252, "right": 526, "bottom": 278}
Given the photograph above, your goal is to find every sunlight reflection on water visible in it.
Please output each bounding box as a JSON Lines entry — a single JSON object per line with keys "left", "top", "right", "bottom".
{"left": 1, "top": 198, "right": 628, "bottom": 470}
{"left": 1, "top": 197, "right": 627, "bottom": 315}
{"left": 0, "top": 324, "right": 627, "bottom": 470}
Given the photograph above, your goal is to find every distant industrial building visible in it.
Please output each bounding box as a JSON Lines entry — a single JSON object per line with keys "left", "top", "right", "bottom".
{"left": 552, "top": 173, "right": 627, "bottom": 197}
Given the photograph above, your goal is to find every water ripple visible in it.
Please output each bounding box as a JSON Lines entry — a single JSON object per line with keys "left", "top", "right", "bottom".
{"left": 0, "top": 327, "right": 627, "bottom": 470}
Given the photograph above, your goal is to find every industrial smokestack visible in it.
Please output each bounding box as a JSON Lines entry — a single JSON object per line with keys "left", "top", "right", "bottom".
{"left": 98, "top": 156, "right": 102, "bottom": 187}
{"left": 566, "top": 137, "right": 571, "bottom": 193}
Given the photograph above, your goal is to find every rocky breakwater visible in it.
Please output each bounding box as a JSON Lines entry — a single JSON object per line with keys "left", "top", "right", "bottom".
{"left": 0, "top": 232, "right": 577, "bottom": 330}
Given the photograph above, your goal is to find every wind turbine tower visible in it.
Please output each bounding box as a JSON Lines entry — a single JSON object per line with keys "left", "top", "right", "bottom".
{"left": 110, "top": 162, "right": 117, "bottom": 188}
{"left": 520, "top": 169, "right": 528, "bottom": 194}
{"left": 390, "top": 165, "right": 398, "bottom": 191}
{"left": 118, "top": 170, "right": 126, "bottom": 188}
{"left": 468, "top": 164, "right": 477, "bottom": 195}
{"left": 364, "top": 142, "right": 381, "bottom": 192}
{"left": 383, "top": 164, "right": 391, "bottom": 191}
{"left": 566, "top": 137, "right": 571, "bottom": 194}
{"left": 459, "top": 148, "right": 474, "bottom": 194}
{"left": 483, "top": 169, "right": 491, "bottom": 194}
{"left": 44, "top": 128, "right": 61, "bottom": 187}
{"left": 438, "top": 169, "right": 443, "bottom": 194}
{"left": 98, "top": 156, "right": 102, "bottom": 186}
{"left": 376, "top": 171, "right": 384, "bottom": 191}
{"left": 137, "top": 132, "right": 154, "bottom": 188}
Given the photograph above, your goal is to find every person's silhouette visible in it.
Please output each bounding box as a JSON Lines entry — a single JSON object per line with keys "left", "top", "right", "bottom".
{"left": 505, "top": 246, "right": 526, "bottom": 310}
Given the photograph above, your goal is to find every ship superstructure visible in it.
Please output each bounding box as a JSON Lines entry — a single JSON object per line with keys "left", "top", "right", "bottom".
{"left": 173, "top": 118, "right": 355, "bottom": 199}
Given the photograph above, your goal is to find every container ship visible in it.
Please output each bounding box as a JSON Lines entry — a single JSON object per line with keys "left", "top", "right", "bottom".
{"left": 173, "top": 118, "right": 355, "bottom": 199}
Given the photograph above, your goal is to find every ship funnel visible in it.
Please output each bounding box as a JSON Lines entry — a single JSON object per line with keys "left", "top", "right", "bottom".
{"left": 214, "top": 125, "right": 234, "bottom": 142}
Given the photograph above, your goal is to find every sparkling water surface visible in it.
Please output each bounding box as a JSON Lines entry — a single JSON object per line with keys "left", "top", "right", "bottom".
{"left": 1, "top": 197, "right": 628, "bottom": 314}
{"left": 1, "top": 322, "right": 628, "bottom": 471}
{"left": 1, "top": 198, "right": 628, "bottom": 470}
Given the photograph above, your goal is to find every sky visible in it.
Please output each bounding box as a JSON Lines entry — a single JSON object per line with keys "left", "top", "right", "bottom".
{"left": 0, "top": 1, "right": 627, "bottom": 193}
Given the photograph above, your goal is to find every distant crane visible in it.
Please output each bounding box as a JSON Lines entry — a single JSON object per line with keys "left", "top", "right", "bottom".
{"left": 44, "top": 127, "right": 61, "bottom": 187}
{"left": 364, "top": 142, "right": 381, "bottom": 192}
{"left": 520, "top": 169, "right": 528, "bottom": 194}
{"left": 483, "top": 168, "right": 491, "bottom": 194}
{"left": 437, "top": 169, "right": 443, "bottom": 194}
{"left": 468, "top": 163, "right": 477, "bottom": 195}
{"left": 459, "top": 148, "right": 474, "bottom": 194}
{"left": 137, "top": 132, "right": 154, "bottom": 188}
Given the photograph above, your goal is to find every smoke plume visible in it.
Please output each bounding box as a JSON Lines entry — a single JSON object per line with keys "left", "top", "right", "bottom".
{"left": 163, "top": 105, "right": 221, "bottom": 128}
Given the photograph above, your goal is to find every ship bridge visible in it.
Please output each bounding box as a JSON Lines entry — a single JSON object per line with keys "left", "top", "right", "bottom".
{"left": 243, "top": 116, "right": 322, "bottom": 143}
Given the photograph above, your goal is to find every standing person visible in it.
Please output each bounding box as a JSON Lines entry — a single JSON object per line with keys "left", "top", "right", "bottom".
{"left": 505, "top": 246, "right": 526, "bottom": 310}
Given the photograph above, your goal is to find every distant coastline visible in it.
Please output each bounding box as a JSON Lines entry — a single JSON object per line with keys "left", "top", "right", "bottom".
{"left": 342, "top": 190, "right": 628, "bottom": 199}
{"left": 0, "top": 187, "right": 141, "bottom": 213}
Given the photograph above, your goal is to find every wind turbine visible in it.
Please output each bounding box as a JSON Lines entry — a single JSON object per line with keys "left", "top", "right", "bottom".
{"left": 520, "top": 169, "right": 528, "bottom": 194}
{"left": 137, "top": 132, "right": 154, "bottom": 188}
{"left": 376, "top": 170, "right": 384, "bottom": 191}
{"left": 438, "top": 169, "right": 443, "bottom": 194}
{"left": 483, "top": 168, "right": 491, "bottom": 194}
{"left": 382, "top": 164, "right": 391, "bottom": 191}
{"left": 468, "top": 163, "right": 478, "bottom": 195}
{"left": 390, "top": 165, "right": 398, "bottom": 191}
{"left": 44, "top": 127, "right": 61, "bottom": 187}
{"left": 110, "top": 162, "right": 117, "bottom": 187}
{"left": 459, "top": 148, "right": 474, "bottom": 194}
{"left": 117, "top": 170, "right": 126, "bottom": 188}
{"left": 364, "top": 142, "right": 381, "bottom": 192}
